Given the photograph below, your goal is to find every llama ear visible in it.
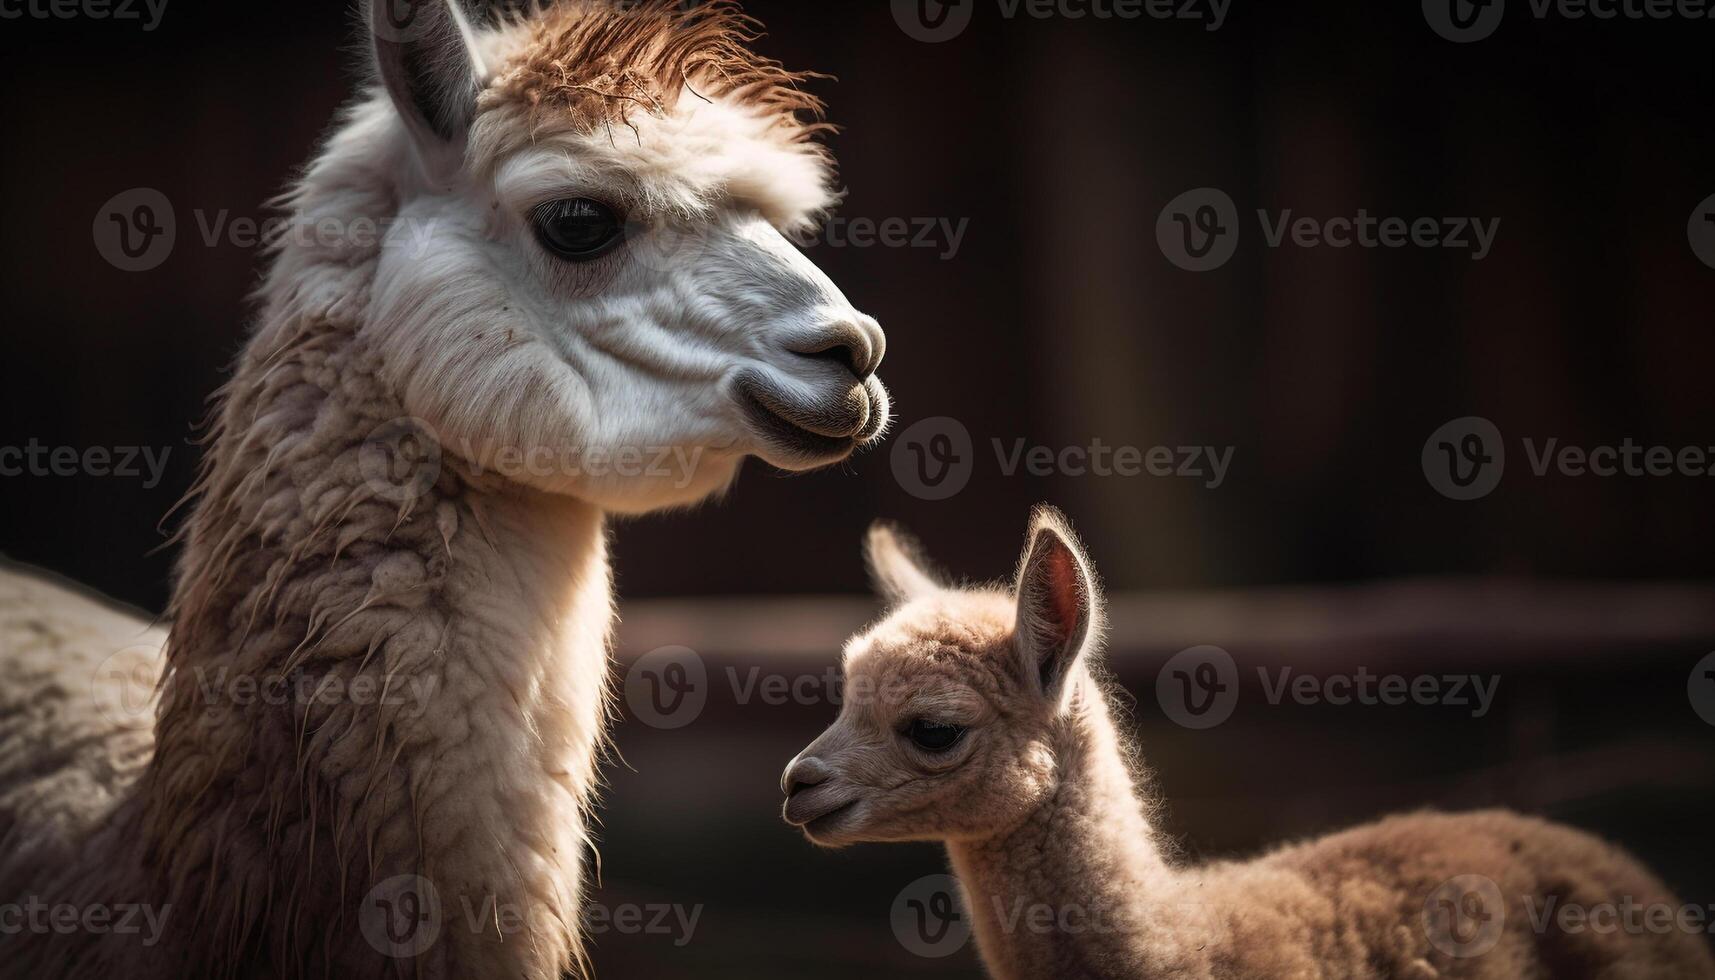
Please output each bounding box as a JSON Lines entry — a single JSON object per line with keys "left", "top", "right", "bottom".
{"left": 865, "top": 523, "right": 942, "bottom": 604}
{"left": 1013, "top": 506, "right": 1103, "bottom": 709}
{"left": 369, "top": 0, "right": 487, "bottom": 163}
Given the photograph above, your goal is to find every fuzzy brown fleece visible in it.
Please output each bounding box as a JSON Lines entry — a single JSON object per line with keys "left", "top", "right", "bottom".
{"left": 787, "top": 507, "right": 1715, "bottom": 980}
{"left": 0, "top": 321, "right": 615, "bottom": 980}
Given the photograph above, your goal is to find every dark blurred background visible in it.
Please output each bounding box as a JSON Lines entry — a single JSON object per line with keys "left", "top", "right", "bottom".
{"left": 2, "top": 1, "right": 1713, "bottom": 977}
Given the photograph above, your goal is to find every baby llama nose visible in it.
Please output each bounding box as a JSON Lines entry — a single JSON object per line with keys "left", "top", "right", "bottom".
{"left": 782, "top": 755, "right": 832, "bottom": 796}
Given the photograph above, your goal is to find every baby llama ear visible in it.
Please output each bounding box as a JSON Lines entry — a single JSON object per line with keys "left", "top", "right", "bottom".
{"left": 864, "top": 522, "right": 942, "bottom": 604}
{"left": 1013, "top": 505, "right": 1104, "bottom": 709}
{"left": 368, "top": 0, "right": 487, "bottom": 172}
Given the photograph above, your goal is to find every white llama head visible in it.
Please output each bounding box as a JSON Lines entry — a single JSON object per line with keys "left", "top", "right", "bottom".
{"left": 324, "top": 0, "right": 889, "bottom": 512}
{"left": 781, "top": 506, "right": 1108, "bottom": 846}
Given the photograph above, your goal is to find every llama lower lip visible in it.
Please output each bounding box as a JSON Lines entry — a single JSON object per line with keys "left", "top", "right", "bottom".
{"left": 784, "top": 790, "right": 859, "bottom": 828}
{"left": 855, "top": 376, "right": 891, "bottom": 443}
{"left": 735, "top": 382, "right": 861, "bottom": 465}
{"left": 802, "top": 800, "right": 860, "bottom": 836}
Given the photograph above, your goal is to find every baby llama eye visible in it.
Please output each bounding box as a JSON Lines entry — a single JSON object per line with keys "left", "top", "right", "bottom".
{"left": 532, "top": 198, "right": 625, "bottom": 261}
{"left": 906, "top": 719, "right": 966, "bottom": 752}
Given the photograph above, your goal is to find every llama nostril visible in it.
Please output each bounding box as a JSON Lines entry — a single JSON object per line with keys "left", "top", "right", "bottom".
{"left": 783, "top": 755, "right": 832, "bottom": 796}
{"left": 800, "top": 343, "right": 862, "bottom": 379}
{"left": 790, "top": 317, "right": 884, "bottom": 380}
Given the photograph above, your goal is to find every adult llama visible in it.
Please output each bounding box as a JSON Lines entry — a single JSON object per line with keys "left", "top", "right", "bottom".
{"left": 0, "top": 1, "right": 888, "bottom": 977}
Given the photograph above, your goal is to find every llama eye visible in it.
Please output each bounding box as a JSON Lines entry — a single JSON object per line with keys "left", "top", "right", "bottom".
{"left": 905, "top": 719, "right": 966, "bottom": 753}
{"left": 532, "top": 198, "right": 624, "bottom": 261}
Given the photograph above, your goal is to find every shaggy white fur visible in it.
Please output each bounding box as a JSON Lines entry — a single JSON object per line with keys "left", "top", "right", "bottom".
{"left": 0, "top": 2, "right": 886, "bottom": 977}
{"left": 784, "top": 507, "right": 1715, "bottom": 980}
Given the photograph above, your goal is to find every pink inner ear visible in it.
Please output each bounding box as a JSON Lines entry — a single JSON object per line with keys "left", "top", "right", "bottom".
{"left": 1043, "top": 544, "right": 1082, "bottom": 641}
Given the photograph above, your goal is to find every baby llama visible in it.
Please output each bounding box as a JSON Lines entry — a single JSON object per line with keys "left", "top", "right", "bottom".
{"left": 782, "top": 506, "right": 1715, "bottom": 979}
{"left": 0, "top": 1, "right": 889, "bottom": 977}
